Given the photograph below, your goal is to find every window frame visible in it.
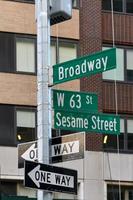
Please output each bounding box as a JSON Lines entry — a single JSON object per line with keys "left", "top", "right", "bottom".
{"left": 102, "top": 44, "right": 133, "bottom": 83}
{"left": 51, "top": 37, "right": 79, "bottom": 65}
{"left": 72, "top": 0, "right": 80, "bottom": 9}
{"left": 107, "top": 184, "right": 133, "bottom": 200}
{"left": 7, "top": 0, "right": 35, "bottom": 3}
{"left": 15, "top": 34, "right": 37, "bottom": 75}
{"left": 15, "top": 106, "right": 37, "bottom": 144}
{"left": 102, "top": 0, "right": 133, "bottom": 14}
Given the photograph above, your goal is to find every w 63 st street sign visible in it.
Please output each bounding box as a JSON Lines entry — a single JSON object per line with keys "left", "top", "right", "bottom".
{"left": 24, "top": 160, "right": 77, "bottom": 194}
{"left": 54, "top": 110, "right": 120, "bottom": 135}
{"left": 53, "top": 48, "right": 116, "bottom": 84}
{"left": 53, "top": 89, "right": 98, "bottom": 113}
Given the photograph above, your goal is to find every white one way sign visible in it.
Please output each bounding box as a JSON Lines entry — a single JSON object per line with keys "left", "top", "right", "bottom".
{"left": 18, "top": 133, "right": 85, "bottom": 167}
{"left": 28, "top": 165, "right": 74, "bottom": 188}
{"left": 24, "top": 160, "right": 77, "bottom": 194}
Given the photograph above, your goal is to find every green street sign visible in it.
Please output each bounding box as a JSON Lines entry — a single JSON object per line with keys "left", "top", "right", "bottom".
{"left": 54, "top": 110, "right": 120, "bottom": 135}
{"left": 53, "top": 89, "right": 98, "bottom": 113}
{"left": 53, "top": 48, "right": 116, "bottom": 85}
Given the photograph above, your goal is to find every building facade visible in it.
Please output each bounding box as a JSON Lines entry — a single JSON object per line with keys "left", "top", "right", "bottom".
{"left": 0, "top": 0, "right": 133, "bottom": 200}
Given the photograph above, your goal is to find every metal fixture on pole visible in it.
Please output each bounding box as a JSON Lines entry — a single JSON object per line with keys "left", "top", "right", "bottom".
{"left": 36, "top": 0, "right": 52, "bottom": 199}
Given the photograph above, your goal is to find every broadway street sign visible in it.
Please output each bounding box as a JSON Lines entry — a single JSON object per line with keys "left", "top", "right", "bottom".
{"left": 24, "top": 160, "right": 77, "bottom": 194}
{"left": 53, "top": 89, "right": 98, "bottom": 113}
{"left": 53, "top": 48, "right": 116, "bottom": 84}
{"left": 54, "top": 110, "right": 120, "bottom": 135}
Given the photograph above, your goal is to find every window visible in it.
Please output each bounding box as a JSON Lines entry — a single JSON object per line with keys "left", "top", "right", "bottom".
{"left": 0, "top": 105, "right": 36, "bottom": 146}
{"left": 59, "top": 43, "right": 77, "bottom": 63}
{"left": 0, "top": 105, "right": 15, "bottom": 146}
{"left": 102, "top": 47, "right": 124, "bottom": 81}
{"left": 126, "top": 49, "right": 133, "bottom": 81}
{"left": 103, "top": 118, "right": 124, "bottom": 150}
{"left": 50, "top": 43, "right": 56, "bottom": 66}
{"left": 102, "top": 0, "right": 133, "bottom": 13}
{"left": 127, "top": 119, "right": 133, "bottom": 150}
{"left": 72, "top": 0, "right": 79, "bottom": 8}
{"left": 102, "top": 46, "right": 133, "bottom": 82}
{"left": 51, "top": 39, "right": 78, "bottom": 65}
{"left": 8, "top": 0, "right": 35, "bottom": 3}
{"left": 102, "top": 0, "right": 123, "bottom": 12}
{"left": 107, "top": 185, "right": 133, "bottom": 200}
{"left": 113, "top": 0, "right": 123, "bottom": 12}
{"left": 0, "top": 181, "right": 17, "bottom": 195}
{"left": 126, "top": 0, "right": 133, "bottom": 13}
{"left": 104, "top": 116, "right": 133, "bottom": 152}
{"left": 0, "top": 32, "right": 36, "bottom": 74}
{"left": 107, "top": 185, "right": 124, "bottom": 200}
{"left": 16, "top": 37, "right": 36, "bottom": 73}
{"left": 0, "top": 32, "right": 15, "bottom": 72}
{"left": 16, "top": 109, "right": 36, "bottom": 143}
{"left": 102, "top": 0, "right": 111, "bottom": 10}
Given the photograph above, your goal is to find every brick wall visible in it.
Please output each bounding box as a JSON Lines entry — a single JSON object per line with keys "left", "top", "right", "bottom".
{"left": 79, "top": 0, "right": 103, "bottom": 151}
{"left": 103, "top": 82, "right": 133, "bottom": 114}
{"left": 102, "top": 12, "right": 133, "bottom": 45}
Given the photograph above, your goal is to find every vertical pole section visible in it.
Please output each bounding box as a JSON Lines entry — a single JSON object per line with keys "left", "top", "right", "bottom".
{"left": 36, "top": 0, "right": 52, "bottom": 199}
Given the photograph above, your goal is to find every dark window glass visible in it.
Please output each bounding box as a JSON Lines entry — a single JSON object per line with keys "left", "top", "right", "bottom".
{"left": 102, "top": 0, "right": 123, "bottom": 12}
{"left": 127, "top": 70, "right": 133, "bottom": 81}
{"left": 8, "top": 0, "right": 34, "bottom": 3}
{"left": 0, "top": 181, "right": 17, "bottom": 195}
{"left": 103, "top": 118, "right": 124, "bottom": 151}
{"left": 107, "top": 185, "right": 124, "bottom": 200}
{"left": 0, "top": 33, "right": 15, "bottom": 72}
{"left": 127, "top": 119, "right": 133, "bottom": 150}
{"left": 113, "top": 0, "right": 123, "bottom": 12}
{"left": 126, "top": 49, "right": 133, "bottom": 81}
{"left": 17, "top": 127, "right": 35, "bottom": 143}
{"left": 128, "top": 133, "right": 133, "bottom": 149}
{"left": 102, "top": 0, "right": 111, "bottom": 10}
{"left": 129, "top": 189, "right": 133, "bottom": 200}
{"left": 0, "top": 105, "right": 15, "bottom": 146}
{"left": 126, "top": 0, "right": 133, "bottom": 13}
{"left": 103, "top": 134, "right": 124, "bottom": 150}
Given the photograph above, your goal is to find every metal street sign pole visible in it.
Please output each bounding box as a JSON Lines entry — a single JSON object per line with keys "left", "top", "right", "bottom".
{"left": 36, "top": 0, "right": 52, "bottom": 200}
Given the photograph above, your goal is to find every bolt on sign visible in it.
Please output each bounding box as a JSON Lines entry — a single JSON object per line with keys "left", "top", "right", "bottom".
{"left": 53, "top": 48, "right": 116, "bottom": 84}
{"left": 54, "top": 110, "right": 120, "bottom": 135}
